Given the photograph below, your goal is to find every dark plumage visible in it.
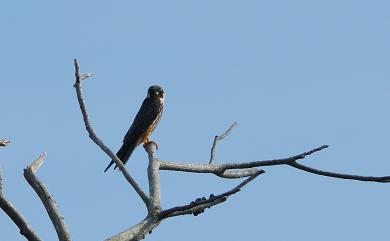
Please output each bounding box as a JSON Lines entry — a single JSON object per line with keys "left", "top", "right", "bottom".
{"left": 104, "top": 85, "right": 164, "bottom": 172}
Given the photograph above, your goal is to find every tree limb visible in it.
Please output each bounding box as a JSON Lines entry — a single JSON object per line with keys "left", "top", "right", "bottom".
{"left": 73, "top": 58, "right": 150, "bottom": 207}
{"left": 289, "top": 161, "right": 390, "bottom": 182}
{"left": 105, "top": 144, "right": 263, "bottom": 241}
{"left": 161, "top": 145, "right": 328, "bottom": 174}
{"left": 105, "top": 216, "right": 160, "bottom": 241}
{"left": 158, "top": 170, "right": 263, "bottom": 219}
{"left": 0, "top": 170, "right": 42, "bottom": 241}
{"left": 23, "top": 153, "right": 72, "bottom": 241}
{"left": 146, "top": 143, "right": 162, "bottom": 214}
{"left": 160, "top": 145, "right": 390, "bottom": 183}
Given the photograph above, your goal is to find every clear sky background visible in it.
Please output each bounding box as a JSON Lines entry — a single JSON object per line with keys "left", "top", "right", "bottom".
{"left": 1, "top": 1, "right": 389, "bottom": 241}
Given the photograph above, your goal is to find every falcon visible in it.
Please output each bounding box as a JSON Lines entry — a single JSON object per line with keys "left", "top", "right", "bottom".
{"left": 104, "top": 85, "right": 164, "bottom": 172}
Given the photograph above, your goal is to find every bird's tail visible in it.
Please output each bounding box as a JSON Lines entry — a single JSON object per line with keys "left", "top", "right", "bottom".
{"left": 104, "top": 141, "right": 137, "bottom": 172}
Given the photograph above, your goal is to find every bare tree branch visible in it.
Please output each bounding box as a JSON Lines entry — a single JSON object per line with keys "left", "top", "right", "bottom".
{"left": 161, "top": 145, "right": 328, "bottom": 175}
{"left": 80, "top": 72, "right": 96, "bottom": 80}
{"left": 209, "top": 122, "right": 237, "bottom": 164}
{"left": 216, "top": 168, "right": 260, "bottom": 179}
{"left": 0, "top": 170, "right": 42, "bottom": 241}
{"left": 73, "top": 58, "right": 150, "bottom": 207}
{"left": 105, "top": 144, "right": 263, "bottom": 241}
{"left": 23, "top": 154, "right": 72, "bottom": 241}
{"left": 105, "top": 216, "right": 161, "bottom": 241}
{"left": 0, "top": 139, "right": 10, "bottom": 147}
{"left": 220, "top": 145, "right": 329, "bottom": 170}
{"left": 145, "top": 143, "right": 162, "bottom": 214}
{"left": 161, "top": 145, "right": 323, "bottom": 173}
{"left": 289, "top": 162, "right": 390, "bottom": 182}
{"left": 104, "top": 143, "right": 162, "bottom": 241}
{"left": 161, "top": 145, "right": 390, "bottom": 183}
{"left": 158, "top": 170, "right": 264, "bottom": 219}
{"left": 160, "top": 160, "right": 261, "bottom": 179}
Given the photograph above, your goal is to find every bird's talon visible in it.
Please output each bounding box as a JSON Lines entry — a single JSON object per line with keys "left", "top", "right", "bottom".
{"left": 143, "top": 140, "right": 159, "bottom": 149}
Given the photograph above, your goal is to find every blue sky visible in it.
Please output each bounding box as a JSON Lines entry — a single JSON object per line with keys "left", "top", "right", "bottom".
{"left": 1, "top": 1, "right": 390, "bottom": 240}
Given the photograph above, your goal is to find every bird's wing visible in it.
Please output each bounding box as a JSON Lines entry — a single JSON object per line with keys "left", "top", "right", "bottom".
{"left": 123, "top": 98, "right": 162, "bottom": 143}
{"left": 104, "top": 97, "right": 163, "bottom": 172}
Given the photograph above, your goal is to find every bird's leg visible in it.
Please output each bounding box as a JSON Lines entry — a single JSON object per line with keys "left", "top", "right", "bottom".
{"left": 143, "top": 138, "right": 159, "bottom": 149}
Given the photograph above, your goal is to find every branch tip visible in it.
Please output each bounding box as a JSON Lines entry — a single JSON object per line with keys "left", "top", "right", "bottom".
{"left": 80, "top": 72, "right": 96, "bottom": 80}
{"left": 24, "top": 156, "right": 72, "bottom": 241}
{"left": 218, "top": 122, "right": 238, "bottom": 140}
{"left": 209, "top": 122, "right": 238, "bottom": 164}
{"left": 27, "top": 153, "right": 46, "bottom": 174}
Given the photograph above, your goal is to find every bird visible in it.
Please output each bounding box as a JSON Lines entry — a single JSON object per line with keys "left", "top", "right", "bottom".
{"left": 104, "top": 85, "right": 164, "bottom": 172}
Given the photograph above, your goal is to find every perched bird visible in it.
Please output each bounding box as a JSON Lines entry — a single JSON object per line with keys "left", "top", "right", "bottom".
{"left": 104, "top": 85, "right": 164, "bottom": 172}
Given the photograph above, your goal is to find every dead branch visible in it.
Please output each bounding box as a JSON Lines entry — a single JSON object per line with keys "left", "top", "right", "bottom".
{"left": 0, "top": 170, "right": 42, "bottom": 241}
{"left": 160, "top": 145, "right": 328, "bottom": 178}
{"left": 24, "top": 154, "right": 72, "bottom": 241}
{"left": 158, "top": 170, "right": 263, "bottom": 219}
{"left": 209, "top": 122, "right": 237, "bottom": 164}
{"left": 105, "top": 216, "right": 161, "bottom": 241}
{"left": 146, "top": 143, "right": 162, "bottom": 214}
{"left": 160, "top": 144, "right": 390, "bottom": 183}
{"left": 289, "top": 161, "right": 390, "bottom": 182}
{"left": 105, "top": 144, "right": 263, "bottom": 241}
{"left": 73, "top": 59, "right": 150, "bottom": 207}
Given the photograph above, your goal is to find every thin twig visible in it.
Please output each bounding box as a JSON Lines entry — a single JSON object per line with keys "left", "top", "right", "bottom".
{"left": 24, "top": 154, "right": 72, "bottom": 241}
{"left": 220, "top": 145, "right": 329, "bottom": 170}
{"left": 80, "top": 72, "right": 96, "bottom": 81}
{"left": 289, "top": 162, "right": 390, "bottom": 182}
{"left": 209, "top": 122, "right": 238, "bottom": 164}
{"left": 0, "top": 170, "right": 42, "bottom": 241}
{"left": 73, "top": 58, "right": 150, "bottom": 207}
{"left": 158, "top": 170, "right": 263, "bottom": 219}
{"left": 0, "top": 140, "right": 10, "bottom": 147}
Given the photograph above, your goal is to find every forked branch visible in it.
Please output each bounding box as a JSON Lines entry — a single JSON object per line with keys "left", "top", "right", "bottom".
{"left": 160, "top": 143, "right": 390, "bottom": 183}
{"left": 209, "top": 122, "right": 237, "bottom": 164}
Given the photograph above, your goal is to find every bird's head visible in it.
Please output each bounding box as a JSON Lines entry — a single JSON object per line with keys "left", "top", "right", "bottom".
{"left": 147, "top": 85, "right": 164, "bottom": 99}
